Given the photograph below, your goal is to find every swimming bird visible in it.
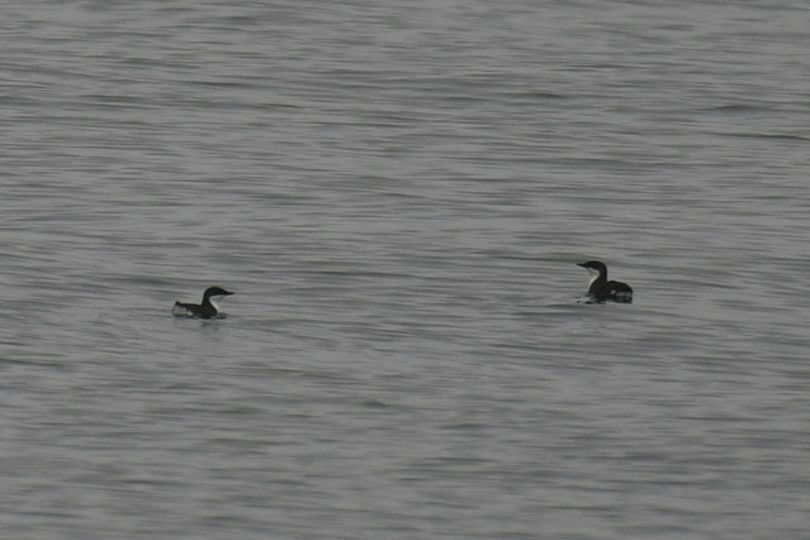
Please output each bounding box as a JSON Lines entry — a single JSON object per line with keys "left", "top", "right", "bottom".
{"left": 171, "top": 286, "right": 234, "bottom": 318}
{"left": 577, "top": 261, "right": 632, "bottom": 303}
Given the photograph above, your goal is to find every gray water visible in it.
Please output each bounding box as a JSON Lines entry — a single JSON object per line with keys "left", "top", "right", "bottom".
{"left": 2, "top": 1, "right": 809, "bottom": 538}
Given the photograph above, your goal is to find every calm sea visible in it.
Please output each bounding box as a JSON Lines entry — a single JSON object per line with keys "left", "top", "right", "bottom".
{"left": 2, "top": 1, "right": 809, "bottom": 538}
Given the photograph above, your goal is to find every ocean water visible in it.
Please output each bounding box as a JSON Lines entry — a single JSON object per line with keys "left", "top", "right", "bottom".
{"left": 2, "top": 1, "right": 809, "bottom": 538}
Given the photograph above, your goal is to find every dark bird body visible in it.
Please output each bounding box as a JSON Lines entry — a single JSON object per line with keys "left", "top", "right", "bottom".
{"left": 577, "top": 261, "right": 633, "bottom": 303}
{"left": 172, "top": 286, "right": 234, "bottom": 318}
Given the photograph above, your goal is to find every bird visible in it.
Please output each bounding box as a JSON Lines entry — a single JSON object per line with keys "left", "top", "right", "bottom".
{"left": 577, "top": 261, "right": 632, "bottom": 303}
{"left": 171, "top": 286, "right": 234, "bottom": 318}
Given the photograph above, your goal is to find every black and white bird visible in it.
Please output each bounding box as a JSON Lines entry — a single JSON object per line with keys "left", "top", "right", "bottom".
{"left": 172, "top": 286, "right": 234, "bottom": 318}
{"left": 577, "top": 261, "right": 632, "bottom": 303}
